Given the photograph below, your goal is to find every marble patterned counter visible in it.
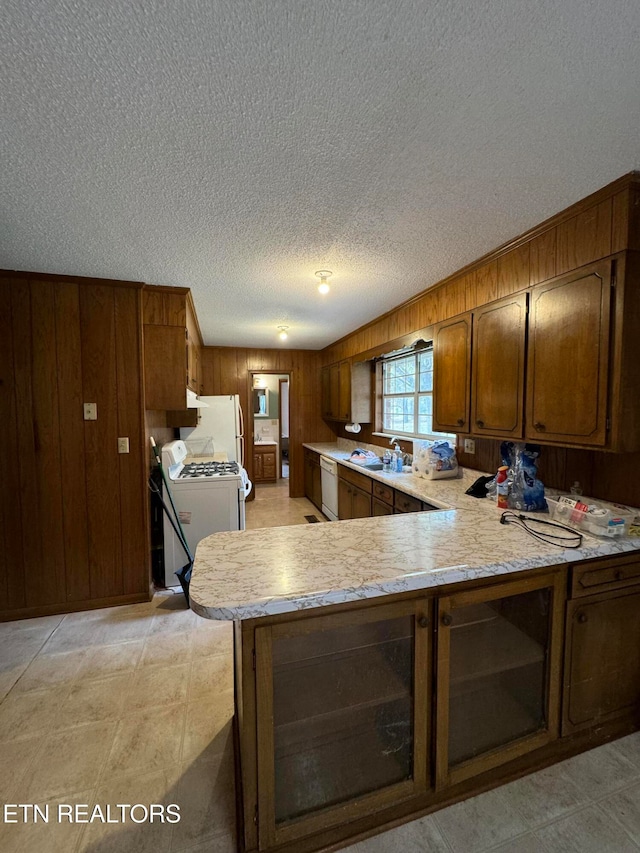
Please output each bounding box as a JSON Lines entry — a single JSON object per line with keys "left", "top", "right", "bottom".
{"left": 189, "top": 443, "right": 640, "bottom": 620}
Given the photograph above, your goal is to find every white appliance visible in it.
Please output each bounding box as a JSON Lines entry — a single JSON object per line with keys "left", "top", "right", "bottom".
{"left": 320, "top": 455, "right": 339, "bottom": 521}
{"left": 180, "top": 394, "right": 245, "bottom": 465}
{"left": 161, "top": 440, "right": 252, "bottom": 588}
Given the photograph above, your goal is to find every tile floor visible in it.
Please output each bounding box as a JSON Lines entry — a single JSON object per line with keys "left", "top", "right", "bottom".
{"left": 245, "top": 478, "right": 326, "bottom": 529}
{"left": 1, "top": 488, "right": 639, "bottom": 852}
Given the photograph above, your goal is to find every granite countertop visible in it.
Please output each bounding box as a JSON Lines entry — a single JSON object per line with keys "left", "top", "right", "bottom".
{"left": 189, "top": 443, "right": 640, "bottom": 621}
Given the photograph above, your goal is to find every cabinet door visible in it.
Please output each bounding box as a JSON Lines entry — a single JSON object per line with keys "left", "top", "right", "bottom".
{"left": 351, "top": 483, "right": 372, "bottom": 518}
{"left": 471, "top": 293, "right": 527, "bottom": 438}
{"left": 144, "top": 324, "right": 187, "bottom": 410}
{"left": 255, "top": 600, "right": 431, "bottom": 847}
{"left": 304, "top": 457, "right": 314, "bottom": 501}
{"left": 526, "top": 261, "right": 612, "bottom": 446}
{"left": 263, "top": 451, "right": 277, "bottom": 481}
{"left": 338, "top": 477, "right": 351, "bottom": 519}
{"left": 563, "top": 587, "right": 640, "bottom": 735}
{"left": 329, "top": 363, "right": 340, "bottom": 421}
{"left": 339, "top": 360, "right": 351, "bottom": 421}
{"left": 321, "top": 366, "right": 331, "bottom": 419}
{"left": 372, "top": 497, "right": 393, "bottom": 516}
{"left": 432, "top": 313, "right": 472, "bottom": 433}
{"left": 253, "top": 452, "right": 264, "bottom": 482}
{"left": 435, "top": 572, "right": 564, "bottom": 788}
{"left": 312, "top": 462, "right": 323, "bottom": 511}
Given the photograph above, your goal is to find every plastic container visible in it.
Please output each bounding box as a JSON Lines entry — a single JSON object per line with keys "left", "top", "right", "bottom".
{"left": 496, "top": 465, "right": 509, "bottom": 509}
{"left": 547, "top": 496, "right": 634, "bottom": 538}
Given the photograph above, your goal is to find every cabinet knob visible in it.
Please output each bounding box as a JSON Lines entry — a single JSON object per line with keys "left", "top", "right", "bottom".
{"left": 534, "top": 422, "right": 546, "bottom": 431}
{"left": 476, "top": 420, "right": 485, "bottom": 428}
{"left": 418, "top": 616, "right": 429, "bottom": 629}
{"left": 615, "top": 570, "right": 624, "bottom": 581}
{"left": 456, "top": 419, "right": 464, "bottom": 427}
{"left": 442, "top": 613, "right": 453, "bottom": 627}
{"left": 577, "top": 612, "right": 588, "bottom": 624}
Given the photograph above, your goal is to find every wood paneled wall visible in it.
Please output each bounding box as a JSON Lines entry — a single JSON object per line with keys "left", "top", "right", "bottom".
{"left": 0, "top": 272, "right": 150, "bottom": 620}
{"left": 320, "top": 174, "right": 640, "bottom": 507}
{"left": 200, "top": 347, "right": 335, "bottom": 497}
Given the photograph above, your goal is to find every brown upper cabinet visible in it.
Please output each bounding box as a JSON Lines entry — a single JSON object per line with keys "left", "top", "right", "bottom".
{"left": 143, "top": 286, "right": 203, "bottom": 411}
{"left": 471, "top": 292, "right": 527, "bottom": 439}
{"left": 322, "top": 360, "right": 371, "bottom": 423}
{"left": 432, "top": 314, "right": 472, "bottom": 433}
{"left": 526, "top": 261, "right": 611, "bottom": 447}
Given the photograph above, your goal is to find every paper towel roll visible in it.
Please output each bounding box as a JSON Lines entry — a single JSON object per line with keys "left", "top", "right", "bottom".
{"left": 345, "top": 423, "right": 362, "bottom": 433}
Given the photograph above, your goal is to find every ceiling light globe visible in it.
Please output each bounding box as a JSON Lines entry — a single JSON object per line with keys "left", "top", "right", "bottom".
{"left": 278, "top": 329, "right": 288, "bottom": 341}
{"left": 318, "top": 282, "right": 330, "bottom": 294}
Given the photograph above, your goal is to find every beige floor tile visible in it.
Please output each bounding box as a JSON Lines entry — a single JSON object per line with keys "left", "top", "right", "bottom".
{"left": 189, "top": 628, "right": 232, "bottom": 659}
{"left": 56, "top": 673, "right": 131, "bottom": 729}
{"left": 139, "top": 631, "right": 194, "bottom": 668}
{"left": 343, "top": 814, "right": 449, "bottom": 852}
{"left": 0, "top": 735, "right": 44, "bottom": 801}
{"left": 80, "top": 640, "right": 145, "bottom": 679}
{"left": 536, "top": 803, "right": 638, "bottom": 852}
{"left": 188, "top": 654, "right": 233, "bottom": 700}
{"left": 498, "top": 763, "right": 588, "bottom": 828}
{"left": 598, "top": 781, "right": 640, "bottom": 844}
{"left": 105, "top": 703, "right": 186, "bottom": 777}
{"left": 181, "top": 693, "right": 234, "bottom": 764}
{"left": 615, "top": 732, "right": 640, "bottom": 771}
{"left": 77, "top": 766, "right": 182, "bottom": 853}
{"left": 0, "top": 687, "right": 67, "bottom": 742}
{"left": 12, "top": 648, "right": 88, "bottom": 693}
{"left": 434, "top": 788, "right": 528, "bottom": 852}
{"left": 0, "top": 614, "right": 64, "bottom": 639}
{"left": 19, "top": 720, "right": 117, "bottom": 802}
{"left": 561, "top": 739, "right": 640, "bottom": 799}
{"left": 41, "top": 621, "right": 106, "bottom": 654}
{"left": 0, "top": 663, "right": 32, "bottom": 701}
{"left": 169, "top": 748, "right": 235, "bottom": 852}
{"left": 489, "top": 833, "right": 549, "bottom": 853}
{"left": 0, "top": 790, "right": 93, "bottom": 853}
{"left": 96, "top": 612, "right": 155, "bottom": 645}
{"left": 122, "top": 663, "right": 190, "bottom": 713}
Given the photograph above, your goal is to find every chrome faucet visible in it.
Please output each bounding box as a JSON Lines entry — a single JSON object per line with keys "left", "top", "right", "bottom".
{"left": 388, "top": 436, "right": 402, "bottom": 453}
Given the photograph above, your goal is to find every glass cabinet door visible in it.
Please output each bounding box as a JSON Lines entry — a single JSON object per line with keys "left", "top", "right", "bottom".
{"left": 435, "top": 572, "right": 564, "bottom": 788}
{"left": 256, "top": 600, "right": 430, "bottom": 847}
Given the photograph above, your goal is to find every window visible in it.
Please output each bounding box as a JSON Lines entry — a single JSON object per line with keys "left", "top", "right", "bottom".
{"left": 381, "top": 348, "right": 456, "bottom": 441}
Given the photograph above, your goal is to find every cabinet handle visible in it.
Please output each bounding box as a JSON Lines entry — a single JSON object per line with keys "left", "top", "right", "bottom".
{"left": 456, "top": 419, "right": 464, "bottom": 427}
{"left": 418, "top": 616, "right": 429, "bottom": 629}
{"left": 615, "top": 570, "right": 624, "bottom": 581}
{"left": 534, "top": 421, "right": 546, "bottom": 431}
{"left": 577, "top": 612, "right": 588, "bottom": 624}
{"left": 476, "top": 420, "right": 484, "bottom": 428}
{"left": 442, "top": 613, "right": 453, "bottom": 627}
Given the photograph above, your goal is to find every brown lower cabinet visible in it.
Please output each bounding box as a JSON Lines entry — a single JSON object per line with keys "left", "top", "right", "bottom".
{"left": 303, "top": 450, "right": 322, "bottom": 511}
{"left": 253, "top": 444, "right": 277, "bottom": 483}
{"left": 230, "top": 559, "right": 639, "bottom": 853}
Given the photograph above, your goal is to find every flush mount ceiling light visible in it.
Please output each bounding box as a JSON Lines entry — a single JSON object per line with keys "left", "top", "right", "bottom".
{"left": 277, "top": 325, "right": 289, "bottom": 341}
{"left": 315, "top": 270, "right": 333, "bottom": 294}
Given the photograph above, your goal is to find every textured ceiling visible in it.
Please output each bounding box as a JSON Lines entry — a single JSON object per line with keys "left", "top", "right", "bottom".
{"left": 2, "top": 0, "right": 640, "bottom": 349}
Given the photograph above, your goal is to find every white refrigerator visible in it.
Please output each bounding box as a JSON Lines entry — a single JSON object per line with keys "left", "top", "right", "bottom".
{"left": 179, "top": 394, "right": 245, "bottom": 465}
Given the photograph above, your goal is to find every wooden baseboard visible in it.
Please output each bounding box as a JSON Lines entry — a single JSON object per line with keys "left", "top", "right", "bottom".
{"left": 0, "top": 590, "right": 153, "bottom": 623}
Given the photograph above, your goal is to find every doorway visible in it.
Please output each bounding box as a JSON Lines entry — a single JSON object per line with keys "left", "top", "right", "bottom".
{"left": 249, "top": 371, "right": 291, "bottom": 495}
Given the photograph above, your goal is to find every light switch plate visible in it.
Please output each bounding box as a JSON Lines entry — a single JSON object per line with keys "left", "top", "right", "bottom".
{"left": 83, "top": 403, "right": 97, "bottom": 421}
{"left": 464, "top": 439, "right": 476, "bottom": 454}
{"left": 117, "top": 437, "right": 130, "bottom": 454}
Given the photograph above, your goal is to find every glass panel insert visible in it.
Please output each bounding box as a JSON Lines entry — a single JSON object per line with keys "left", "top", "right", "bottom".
{"left": 272, "top": 616, "right": 415, "bottom": 823}
{"left": 447, "top": 589, "right": 550, "bottom": 767}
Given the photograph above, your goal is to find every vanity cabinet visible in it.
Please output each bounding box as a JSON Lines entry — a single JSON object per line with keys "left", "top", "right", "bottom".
{"left": 434, "top": 571, "right": 564, "bottom": 788}
{"left": 321, "top": 360, "right": 372, "bottom": 423}
{"left": 303, "top": 449, "right": 323, "bottom": 511}
{"left": 563, "top": 555, "right": 640, "bottom": 735}
{"left": 253, "top": 599, "right": 431, "bottom": 849}
{"left": 253, "top": 444, "right": 277, "bottom": 483}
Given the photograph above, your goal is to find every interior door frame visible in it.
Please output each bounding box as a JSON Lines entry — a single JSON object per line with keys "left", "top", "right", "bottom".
{"left": 248, "top": 370, "right": 292, "bottom": 497}
{"left": 277, "top": 377, "right": 289, "bottom": 479}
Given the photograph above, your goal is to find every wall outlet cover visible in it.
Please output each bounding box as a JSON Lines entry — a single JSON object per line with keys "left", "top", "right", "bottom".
{"left": 464, "top": 439, "right": 475, "bottom": 454}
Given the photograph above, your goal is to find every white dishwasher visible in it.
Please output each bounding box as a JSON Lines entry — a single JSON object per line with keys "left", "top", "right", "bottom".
{"left": 320, "top": 455, "right": 339, "bottom": 521}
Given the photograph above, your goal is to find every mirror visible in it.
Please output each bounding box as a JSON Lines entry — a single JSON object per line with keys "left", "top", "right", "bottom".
{"left": 253, "top": 388, "right": 269, "bottom": 417}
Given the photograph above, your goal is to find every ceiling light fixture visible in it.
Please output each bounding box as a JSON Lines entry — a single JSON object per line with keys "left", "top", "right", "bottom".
{"left": 277, "top": 325, "right": 289, "bottom": 341}
{"left": 315, "top": 270, "right": 333, "bottom": 295}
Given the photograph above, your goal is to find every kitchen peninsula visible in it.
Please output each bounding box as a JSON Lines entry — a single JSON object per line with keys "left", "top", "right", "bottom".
{"left": 189, "top": 462, "right": 640, "bottom": 853}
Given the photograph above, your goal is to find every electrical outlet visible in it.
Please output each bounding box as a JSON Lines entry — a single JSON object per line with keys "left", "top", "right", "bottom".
{"left": 83, "top": 403, "right": 97, "bottom": 421}
{"left": 464, "top": 438, "right": 475, "bottom": 454}
{"left": 117, "top": 437, "right": 130, "bottom": 454}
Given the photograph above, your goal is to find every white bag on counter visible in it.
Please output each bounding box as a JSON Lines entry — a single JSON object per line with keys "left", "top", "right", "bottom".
{"left": 412, "top": 440, "right": 459, "bottom": 480}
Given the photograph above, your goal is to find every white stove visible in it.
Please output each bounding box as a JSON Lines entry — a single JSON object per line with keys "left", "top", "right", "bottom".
{"left": 160, "top": 440, "right": 251, "bottom": 588}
